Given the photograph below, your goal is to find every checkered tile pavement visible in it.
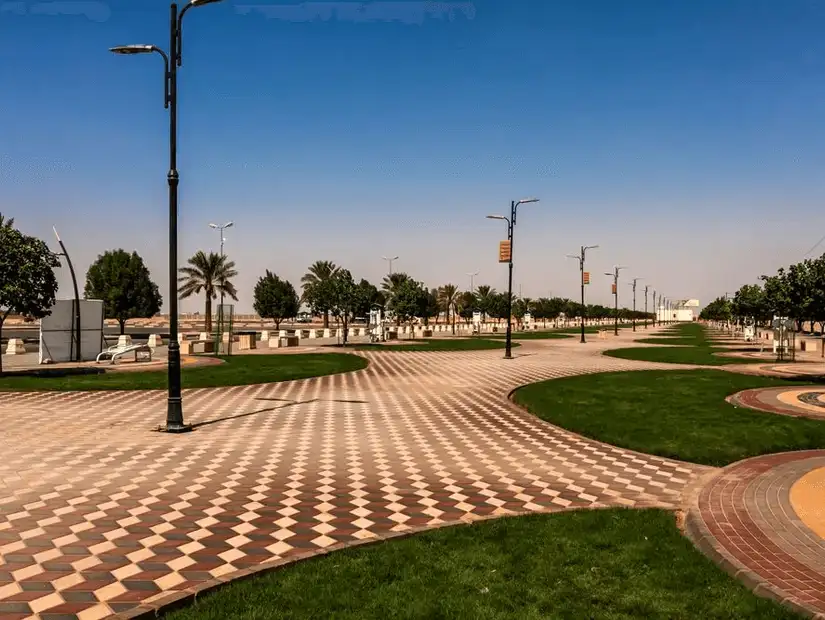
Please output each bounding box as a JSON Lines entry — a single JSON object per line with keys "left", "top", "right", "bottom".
{"left": 0, "top": 342, "right": 709, "bottom": 619}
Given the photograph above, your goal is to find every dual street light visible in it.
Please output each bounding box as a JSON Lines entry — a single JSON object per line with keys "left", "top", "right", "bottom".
{"left": 566, "top": 245, "right": 598, "bottom": 343}
{"left": 382, "top": 255, "right": 399, "bottom": 277}
{"left": 604, "top": 266, "right": 626, "bottom": 336}
{"left": 110, "top": 0, "right": 225, "bottom": 433}
{"left": 486, "top": 197, "right": 539, "bottom": 359}
{"left": 467, "top": 271, "right": 479, "bottom": 293}
{"left": 628, "top": 277, "right": 642, "bottom": 332}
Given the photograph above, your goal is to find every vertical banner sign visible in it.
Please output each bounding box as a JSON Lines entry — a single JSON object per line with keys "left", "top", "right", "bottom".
{"left": 583, "top": 271, "right": 590, "bottom": 285}
{"left": 498, "top": 240, "right": 511, "bottom": 263}
{"left": 611, "top": 283, "right": 617, "bottom": 295}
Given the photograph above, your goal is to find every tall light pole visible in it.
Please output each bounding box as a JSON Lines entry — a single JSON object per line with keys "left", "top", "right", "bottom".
{"left": 111, "top": 0, "right": 224, "bottom": 433}
{"left": 604, "top": 266, "right": 626, "bottom": 336}
{"left": 382, "top": 255, "right": 398, "bottom": 277}
{"left": 467, "top": 271, "right": 479, "bottom": 293}
{"left": 487, "top": 197, "right": 539, "bottom": 359}
{"left": 52, "top": 227, "right": 81, "bottom": 362}
{"left": 644, "top": 285, "right": 650, "bottom": 329}
{"left": 566, "top": 245, "right": 598, "bottom": 343}
{"left": 629, "top": 277, "right": 642, "bottom": 332}
{"left": 209, "top": 221, "right": 233, "bottom": 314}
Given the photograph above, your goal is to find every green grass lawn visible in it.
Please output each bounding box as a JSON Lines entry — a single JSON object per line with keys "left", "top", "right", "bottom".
{"left": 606, "top": 323, "right": 760, "bottom": 366}
{"left": 0, "top": 353, "right": 367, "bottom": 391}
{"left": 352, "top": 338, "right": 514, "bottom": 352}
{"left": 513, "top": 369, "right": 825, "bottom": 466}
{"left": 165, "top": 508, "right": 800, "bottom": 620}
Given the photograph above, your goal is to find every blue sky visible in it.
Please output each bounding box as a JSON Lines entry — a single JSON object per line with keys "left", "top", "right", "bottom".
{"left": 2, "top": 0, "right": 825, "bottom": 313}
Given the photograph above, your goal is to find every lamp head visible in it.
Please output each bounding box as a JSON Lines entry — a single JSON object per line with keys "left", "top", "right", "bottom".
{"left": 486, "top": 215, "right": 506, "bottom": 221}
{"left": 209, "top": 223, "right": 218, "bottom": 229}
{"left": 110, "top": 44, "right": 154, "bottom": 55}
{"left": 190, "top": 0, "right": 224, "bottom": 6}
{"left": 224, "top": 221, "right": 234, "bottom": 229}
{"left": 516, "top": 197, "right": 539, "bottom": 205}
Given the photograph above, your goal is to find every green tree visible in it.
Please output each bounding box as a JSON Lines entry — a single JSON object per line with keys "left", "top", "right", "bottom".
{"left": 178, "top": 250, "right": 238, "bottom": 333}
{"left": 456, "top": 291, "right": 477, "bottom": 323}
{"left": 353, "top": 279, "right": 383, "bottom": 318}
{"left": 252, "top": 270, "right": 299, "bottom": 330}
{"left": 732, "top": 284, "right": 767, "bottom": 328}
{"left": 84, "top": 249, "right": 162, "bottom": 334}
{"left": 0, "top": 217, "right": 60, "bottom": 373}
{"left": 437, "top": 283, "right": 460, "bottom": 333}
{"left": 474, "top": 285, "right": 496, "bottom": 320}
{"left": 424, "top": 288, "right": 440, "bottom": 326}
{"left": 326, "top": 269, "right": 357, "bottom": 345}
{"left": 301, "top": 260, "right": 338, "bottom": 328}
{"left": 390, "top": 278, "right": 428, "bottom": 337}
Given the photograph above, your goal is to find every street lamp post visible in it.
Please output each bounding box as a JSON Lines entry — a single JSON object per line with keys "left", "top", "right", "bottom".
{"left": 111, "top": 0, "right": 224, "bottom": 433}
{"left": 604, "top": 266, "right": 626, "bottom": 336}
{"left": 52, "top": 227, "right": 81, "bottom": 362}
{"left": 486, "top": 197, "right": 539, "bottom": 359}
{"left": 382, "top": 255, "right": 398, "bottom": 277}
{"left": 467, "top": 271, "right": 479, "bottom": 293}
{"left": 629, "top": 277, "right": 642, "bottom": 332}
{"left": 209, "top": 221, "right": 233, "bottom": 315}
{"left": 644, "top": 285, "right": 650, "bottom": 329}
{"left": 566, "top": 245, "right": 598, "bottom": 343}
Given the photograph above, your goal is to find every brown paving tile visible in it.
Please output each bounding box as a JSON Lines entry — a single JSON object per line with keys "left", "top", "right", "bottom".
{"left": 0, "top": 340, "right": 709, "bottom": 619}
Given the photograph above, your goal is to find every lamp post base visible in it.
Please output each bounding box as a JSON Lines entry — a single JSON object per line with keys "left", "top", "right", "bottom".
{"left": 163, "top": 422, "right": 192, "bottom": 433}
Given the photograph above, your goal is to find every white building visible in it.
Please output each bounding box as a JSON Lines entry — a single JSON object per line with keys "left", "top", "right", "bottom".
{"left": 657, "top": 299, "right": 699, "bottom": 323}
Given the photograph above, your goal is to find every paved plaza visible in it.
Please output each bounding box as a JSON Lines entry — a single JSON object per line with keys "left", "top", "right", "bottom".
{"left": 0, "top": 334, "right": 823, "bottom": 618}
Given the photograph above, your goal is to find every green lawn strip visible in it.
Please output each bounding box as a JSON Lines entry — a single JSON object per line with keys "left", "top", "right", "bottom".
{"left": 608, "top": 323, "right": 761, "bottom": 365}
{"left": 513, "top": 369, "right": 825, "bottom": 466}
{"left": 352, "top": 338, "right": 513, "bottom": 352}
{"left": 0, "top": 353, "right": 367, "bottom": 391}
{"left": 165, "top": 508, "right": 800, "bottom": 620}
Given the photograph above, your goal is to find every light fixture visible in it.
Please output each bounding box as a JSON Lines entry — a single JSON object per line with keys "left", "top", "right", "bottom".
{"left": 109, "top": 44, "right": 155, "bottom": 55}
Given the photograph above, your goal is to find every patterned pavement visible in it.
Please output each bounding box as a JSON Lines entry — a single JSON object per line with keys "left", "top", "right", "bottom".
{"left": 1, "top": 338, "right": 710, "bottom": 619}
{"left": 729, "top": 385, "right": 825, "bottom": 420}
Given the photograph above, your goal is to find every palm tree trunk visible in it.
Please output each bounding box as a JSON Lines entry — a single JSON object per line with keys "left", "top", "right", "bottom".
{"left": 205, "top": 296, "right": 212, "bottom": 333}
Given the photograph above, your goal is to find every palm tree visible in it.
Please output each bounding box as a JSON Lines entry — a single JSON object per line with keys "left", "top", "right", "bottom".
{"left": 301, "top": 260, "right": 338, "bottom": 328}
{"left": 382, "top": 272, "right": 410, "bottom": 297}
{"left": 0, "top": 213, "right": 14, "bottom": 229}
{"left": 475, "top": 285, "right": 496, "bottom": 321}
{"left": 178, "top": 251, "right": 238, "bottom": 333}
{"left": 437, "top": 284, "right": 460, "bottom": 334}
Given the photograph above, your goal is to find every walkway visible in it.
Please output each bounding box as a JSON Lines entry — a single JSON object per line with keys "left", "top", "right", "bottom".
{"left": 0, "top": 335, "right": 709, "bottom": 619}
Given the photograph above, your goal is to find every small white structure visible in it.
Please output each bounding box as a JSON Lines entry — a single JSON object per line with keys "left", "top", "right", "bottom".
{"left": 5, "top": 339, "right": 26, "bottom": 355}
{"left": 39, "top": 299, "right": 104, "bottom": 364}
{"left": 657, "top": 299, "right": 699, "bottom": 323}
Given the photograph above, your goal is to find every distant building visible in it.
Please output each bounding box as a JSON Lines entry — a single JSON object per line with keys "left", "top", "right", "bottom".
{"left": 657, "top": 299, "right": 699, "bottom": 322}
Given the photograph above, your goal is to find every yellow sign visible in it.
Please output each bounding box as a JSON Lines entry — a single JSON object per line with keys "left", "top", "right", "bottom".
{"left": 583, "top": 271, "right": 590, "bottom": 285}
{"left": 498, "top": 240, "right": 511, "bottom": 263}
{"left": 611, "top": 283, "right": 617, "bottom": 294}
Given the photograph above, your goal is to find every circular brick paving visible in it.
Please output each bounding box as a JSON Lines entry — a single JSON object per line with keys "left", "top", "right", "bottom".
{"left": 687, "top": 451, "right": 825, "bottom": 618}
{"left": 728, "top": 386, "right": 825, "bottom": 420}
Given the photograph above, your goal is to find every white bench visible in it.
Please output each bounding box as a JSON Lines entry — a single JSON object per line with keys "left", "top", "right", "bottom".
{"left": 96, "top": 343, "right": 153, "bottom": 364}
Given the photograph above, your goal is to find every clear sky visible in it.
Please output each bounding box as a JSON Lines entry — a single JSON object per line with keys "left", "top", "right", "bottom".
{"left": 2, "top": 0, "right": 825, "bottom": 313}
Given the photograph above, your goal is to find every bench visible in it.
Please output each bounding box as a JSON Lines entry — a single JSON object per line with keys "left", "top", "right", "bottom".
{"left": 96, "top": 343, "right": 153, "bottom": 364}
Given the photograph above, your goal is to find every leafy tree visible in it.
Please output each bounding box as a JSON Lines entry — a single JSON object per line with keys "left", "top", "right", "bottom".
{"left": 456, "top": 291, "right": 477, "bottom": 323}
{"left": 178, "top": 250, "right": 238, "bottom": 333}
{"left": 84, "top": 249, "right": 162, "bottom": 334}
{"left": 437, "top": 283, "right": 459, "bottom": 333}
{"left": 390, "top": 278, "right": 428, "bottom": 337}
{"left": 353, "top": 279, "right": 383, "bottom": 318}
{"left": 326, "top": 269, "right": 358, "bottom": 345}
{"left": 301, "top": 260, "right": 338, "bottom": 328}
{"left": 487, "top": 292, "right": 511, "bottom": 323}
{"left": 424, "top": 288, "right": 440, "bottom": 326}
{"left": 699, "top": 296, "right": 732, "bottom": 323}
{"left": 474, "top": 285, "right": 496, "bottom": 320}
{"left": 731, "top": 284, "right": 767, "bottom": 328}
{"left": 0, "top": 217, "right": 60, "bottom": 373}
{"left": 761, "top": 270, "right": 792, "bottom": 319}
{"left": 252, "top": 270, "right": 299, "bottom": 330}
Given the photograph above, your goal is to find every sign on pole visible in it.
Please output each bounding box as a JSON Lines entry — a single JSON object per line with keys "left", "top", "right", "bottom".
{"left": 611, "top": 283, "right": 617, "bottom": 295}
{"left": 498, "top": 240, "right": 511, "bottom": 263}
{"left": 583, "top": 271, "right": 590, "bottom": 285}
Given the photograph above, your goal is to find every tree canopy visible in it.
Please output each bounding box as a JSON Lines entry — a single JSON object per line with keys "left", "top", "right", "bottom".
{"left": 178, "top": 251, "right": 238, "bottom": 333}
{"left": 0, "top": 216, "right": 60, "bottom": 372}
{"left": 252, "top": 270, "right": 299, "bottom": 329}
{"left": 84, "top": 249, "right": 162, "bottom": 334}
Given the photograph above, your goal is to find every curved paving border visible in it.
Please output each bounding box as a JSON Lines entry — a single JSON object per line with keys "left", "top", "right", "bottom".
{"left": 728, "top": 386, "right": 825, "bottom": 420}
{"left": 0, "top": 338, "right": 711, "bottom": 619}
{"left": 686, "top": 451, "right": 825, "bottom": 619}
